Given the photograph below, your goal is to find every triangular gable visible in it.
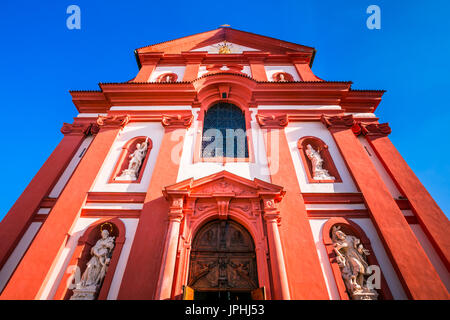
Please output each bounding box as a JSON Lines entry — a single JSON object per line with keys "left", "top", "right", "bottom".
{"left": 136, "top": 27, "right": 315, "bottom": 56}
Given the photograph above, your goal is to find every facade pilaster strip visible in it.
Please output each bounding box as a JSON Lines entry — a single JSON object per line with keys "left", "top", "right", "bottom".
{"left": 361, "top": 123, "right": 450, "bottom": 271}
{"left": 118, "top": 124, "right": 188, "bottom": 299}
{"left": 0, "top": 119, "right": 125, "bottom": 299}
{"left": 0, "top": 124, "right": 89, "bottom": 270}
{"left": 262, "top": 126, "right": 329, "bottom": 299}
{"left": 322, "top": 115, "right": 449, "bottom": 299}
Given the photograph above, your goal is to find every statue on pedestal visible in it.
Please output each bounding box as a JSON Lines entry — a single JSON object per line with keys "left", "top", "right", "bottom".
{"left": 116, "top": 138, "right": 149, "bottom": 181}
{"left": 305, "top": 144, "right": 335, "bottom": 181}
{"left": 332, "top": 226, "right": 378, "bottom": 300}
{"left": 70, "top": 225, "right": 115, "bottom": 300}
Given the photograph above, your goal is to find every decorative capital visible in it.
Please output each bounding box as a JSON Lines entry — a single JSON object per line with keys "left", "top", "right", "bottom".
{"left": 256, "top": 114, "right": 289, "bottom": 129}
{"left": 61, "top": 123, "right": 99, "bottom": 136}
{"left": 168, "top": 197, "right": 184, "bottom": 222}
{"left": 261, "top": 197, "right": 281, "bottom": 225}
{"left": 97, "top": 115, "right": 130, "bottom": 128}
{"left": 361, "top": 123, "right": 391, "bottom": 138}
{"left": 161, "top": 114, "right": 193, "bottom": 128}
{"left": 321, "top": 115, "right": 355, "bottom": 130}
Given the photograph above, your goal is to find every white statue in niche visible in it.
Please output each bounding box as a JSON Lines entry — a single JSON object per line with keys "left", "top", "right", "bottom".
{"left": 304, "top": 144, "right": 335, "bottom": 181}
{"left": 70, "top": 225, "right": 115, "bottom": 300}
{"left": 116, "top": 138, "right": 149, "bottom": 181}
{"left": 332, "top": 226, "right": 378, "bottom": 300}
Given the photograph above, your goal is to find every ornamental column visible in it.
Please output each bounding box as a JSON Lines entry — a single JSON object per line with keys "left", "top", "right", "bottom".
{"left": 154, "top": 196, "right": 184, "bottom": 300}
{"left": 117, "top": 114, "right": 192, "bottom": 300}
{"left": 359, "top": 122, "right": 450, "bottom": 271}
{"left": 0, "top": 115, "right": 128, "bottom": 300}
{"left": 257, "top": 114, "right": 329, "bottom": 299}
{"left": 261, "top": 197, "right": 290, "bottom": 300}
{"left": 0, "top": 122, "right": 91, "bottom": 270}
{"left": 322, "top": 115, "right": 449, "bottom": 300}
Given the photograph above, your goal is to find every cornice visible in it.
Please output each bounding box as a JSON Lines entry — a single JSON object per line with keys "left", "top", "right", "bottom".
{"left": 70, "top": 78, "right": 381, "bottom": 115}
{"left": 341, "top": 89, "right": 385, "bottom": 113}
{"left": 257, "top": 109, "right": 344, "bottom": 122}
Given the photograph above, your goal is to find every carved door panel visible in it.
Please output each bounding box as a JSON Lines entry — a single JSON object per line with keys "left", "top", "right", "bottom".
{"left": 251, "top": 287, "right": 266, "bottom": 300}
{"left": 188, "top": 220, "right": 258, "bottom": 291}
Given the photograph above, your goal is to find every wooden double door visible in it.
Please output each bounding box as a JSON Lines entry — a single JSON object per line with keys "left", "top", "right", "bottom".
{"left": 184, "top": 220, "right": 265, "bottom": 300}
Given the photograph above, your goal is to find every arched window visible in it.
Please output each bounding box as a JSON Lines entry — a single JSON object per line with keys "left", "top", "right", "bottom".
{"left": 201, "top": 103, "right": 248, "bottom": 159}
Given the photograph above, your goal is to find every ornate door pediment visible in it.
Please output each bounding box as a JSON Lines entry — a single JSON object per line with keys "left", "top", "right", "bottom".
{"left": 163, "top": 170, "right": 285, "bottom": 300}
{"left": 163, "top": 170, "right": 284, "bottom": 216}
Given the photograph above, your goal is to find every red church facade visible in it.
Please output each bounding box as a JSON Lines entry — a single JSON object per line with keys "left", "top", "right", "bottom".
{"left": 0, "top": 27, "right": 448, "bottom": 300}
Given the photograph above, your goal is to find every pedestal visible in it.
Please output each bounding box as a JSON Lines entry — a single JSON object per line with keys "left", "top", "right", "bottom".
{"left": 70, "top": 285, "right": 99, "bottom": 300}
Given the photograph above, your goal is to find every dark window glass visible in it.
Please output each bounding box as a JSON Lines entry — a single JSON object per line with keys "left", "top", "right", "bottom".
{"left": 201, "top": 103, "right": 249, "bottom": 158}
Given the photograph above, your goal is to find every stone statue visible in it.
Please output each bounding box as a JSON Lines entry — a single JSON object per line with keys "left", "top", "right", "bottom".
{"left": 305, "top": 144, "right": 335, "bottom": 180}
{"left": 116, "top": 138, "right": 149, "bottom": 181}
{"left": 278, "top": 73, "right": 287, "bottom": 82}
{"left": 331, "top": 226, "right": 378, "bottom": 300}
{"left": 70, "top": 228, "right": 115, "bottom": 300}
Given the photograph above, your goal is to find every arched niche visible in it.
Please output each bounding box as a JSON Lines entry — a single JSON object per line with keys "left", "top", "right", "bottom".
{"left": 297, "top": 136, "right": 342, "bottom": 183}
{"left": 157, "top": 72, "right": 178, "bottom": 83}
{"left": 54, "top": 218, "right": 126, "bottom": 300}
{"left": 272, "top": 72, "right": 294, "bottom": 82}
{"left": 109, "top": 136, "right": 153, "bottom": 183}
{"left": 322, "top": 218, "right": 393, "bottom": 300}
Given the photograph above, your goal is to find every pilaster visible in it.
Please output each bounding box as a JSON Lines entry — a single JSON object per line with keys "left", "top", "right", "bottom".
{"left": 259, "top": 116, "right": 330, "bottom": 299}
{"left": 359, "top": 122, "right": 450, "bottom": 271}
{"left": 322, "top": 115, "right": 449, "bottom": 299}
{"left": 0, "top": 115, "right": 128, "bottom": 299}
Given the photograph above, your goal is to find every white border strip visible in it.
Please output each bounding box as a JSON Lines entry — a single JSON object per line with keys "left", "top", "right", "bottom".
{"left": 305, "top": 204, "right": 367, "bottom": 210}
{"left": 76, "top": 113, "right": 108, "bottom": 118}
{"left": 83, "top": 203, "right": 144, "bottom": 210}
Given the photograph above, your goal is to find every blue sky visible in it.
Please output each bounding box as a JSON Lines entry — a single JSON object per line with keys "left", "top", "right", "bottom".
{"left": 0, "top": 0, "right": 449, "bottom": 220}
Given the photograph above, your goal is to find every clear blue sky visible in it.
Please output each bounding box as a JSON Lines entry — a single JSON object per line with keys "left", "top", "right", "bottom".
{"left": 0, "top": 0, "right": 449, "bottom": 220}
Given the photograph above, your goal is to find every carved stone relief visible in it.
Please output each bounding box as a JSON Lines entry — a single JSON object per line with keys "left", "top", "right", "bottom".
{"left": 188, "top": 220, "right": 258, "bottom": 291}
{"left": 331, "top": 226, "right": 378, "bottom": 300}
{"left": 116, "top": 138, "right": 149, "bottom": 181}
{"left": 70, "top": 225, "right": 115, "bottom": 300}
{"left": 305, "top": 144, "right": 335, "bottom": 181}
